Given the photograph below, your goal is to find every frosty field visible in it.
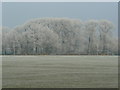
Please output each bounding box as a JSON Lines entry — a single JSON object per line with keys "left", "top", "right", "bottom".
{"left": 2, "top": 56, "right": 118, "bottom": 88}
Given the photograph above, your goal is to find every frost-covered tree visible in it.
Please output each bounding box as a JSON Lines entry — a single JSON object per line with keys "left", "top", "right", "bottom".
{"left": 13, "top": 20, "right": 60, "bottom": 55}
{"left": 0, "top": 27, "right": 2, "bottom": 54}
{"left": 85, "top": 20, "right": 98, "bottom": 54}
{"left": 2, "top": 27, "right": 12, "bottom": 55}
{"left": 1, "top": 18, "right": 118, "bottom": 55}
{"left": 98, "top": 20, "right": 114, "bottom": 54}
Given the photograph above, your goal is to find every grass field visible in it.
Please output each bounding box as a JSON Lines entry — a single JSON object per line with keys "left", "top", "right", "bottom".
{"left": 2, "top": 56, "right": 118, "bottom": 88}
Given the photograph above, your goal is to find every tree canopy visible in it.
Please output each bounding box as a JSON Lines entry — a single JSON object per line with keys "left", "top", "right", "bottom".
{"left": 1, "top": 18, "right": 118, "bottom": 55}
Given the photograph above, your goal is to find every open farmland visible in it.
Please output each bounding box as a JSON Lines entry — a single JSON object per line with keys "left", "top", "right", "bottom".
{"left": 2, "top": 56, "right": 118, "bottom": 88}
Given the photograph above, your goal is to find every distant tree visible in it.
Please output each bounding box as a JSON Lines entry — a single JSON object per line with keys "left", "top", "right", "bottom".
{"left": 2, "top": 27, "right": 12, "bottom": 55}
{"left": 98, "top": 20, "right": 114, "bottom": 54}
{"left": 1, "top": 18, "right": 117, "bottom": 55}
{"left": 85, "top": 20, "right": 98, "bottom": 55}
{"left": 0, "top": 27, "right": 1, "bottom": 54}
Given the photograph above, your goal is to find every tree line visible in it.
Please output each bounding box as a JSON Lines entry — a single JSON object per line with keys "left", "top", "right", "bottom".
{"left": 1, "top": 18, "right": 118, "bottom": 55}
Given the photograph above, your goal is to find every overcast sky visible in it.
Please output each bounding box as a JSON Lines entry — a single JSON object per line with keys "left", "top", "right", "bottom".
{"left": 0, "top": 3, "right": 1, "bottom": 26}
{"left": 2, "top": 2, "right": 118, "bottom": 35}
